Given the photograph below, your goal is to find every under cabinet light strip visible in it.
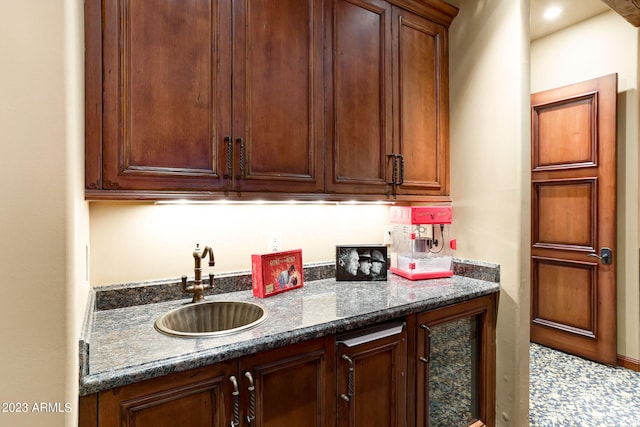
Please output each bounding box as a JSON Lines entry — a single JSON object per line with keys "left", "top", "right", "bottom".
{"left": 153, "top": 199, "right": 395, "bottom": 206}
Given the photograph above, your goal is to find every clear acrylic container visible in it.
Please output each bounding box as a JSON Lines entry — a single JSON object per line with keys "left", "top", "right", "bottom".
{"left": 389, "top": 206, "right": 455, "bottom": 280}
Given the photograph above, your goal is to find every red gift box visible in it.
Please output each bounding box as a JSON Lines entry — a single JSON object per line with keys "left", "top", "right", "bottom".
{"left": 251, "top": 249, "right": 304, "bottom": 298}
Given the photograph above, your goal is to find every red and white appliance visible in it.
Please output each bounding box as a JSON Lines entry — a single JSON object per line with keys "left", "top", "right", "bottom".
{"left": 389, "top": 206, "right": 456, "bottom": 280}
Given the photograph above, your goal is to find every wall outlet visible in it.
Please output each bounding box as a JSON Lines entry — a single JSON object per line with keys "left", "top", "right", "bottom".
{"left": 383, "top": 225, "right": 393, "bottom": 245}
{"left": 267, "top": 233, "right": 282, "bottom": 252}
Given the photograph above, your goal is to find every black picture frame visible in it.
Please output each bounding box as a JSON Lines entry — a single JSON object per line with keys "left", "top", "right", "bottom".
{"left": 336, "top": 245, "right": 387, "bottom": 281}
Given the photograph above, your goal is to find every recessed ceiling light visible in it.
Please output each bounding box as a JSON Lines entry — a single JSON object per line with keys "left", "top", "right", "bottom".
{"left": 543, "top": 6, "right": 563, "bottom": 20}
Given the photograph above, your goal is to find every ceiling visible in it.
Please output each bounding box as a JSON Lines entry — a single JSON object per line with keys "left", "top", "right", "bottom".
{"left": 530, "top": 0, "right": 611, "bottom": 40}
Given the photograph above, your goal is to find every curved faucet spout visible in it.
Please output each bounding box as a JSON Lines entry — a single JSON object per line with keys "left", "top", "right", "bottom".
{"left": 193, "top": 244, "right": 215, "bottom": 268}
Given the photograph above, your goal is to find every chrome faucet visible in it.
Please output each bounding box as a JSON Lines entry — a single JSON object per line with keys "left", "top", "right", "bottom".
{"left": 181, "top": 243, "right": 215, "bottom": 303}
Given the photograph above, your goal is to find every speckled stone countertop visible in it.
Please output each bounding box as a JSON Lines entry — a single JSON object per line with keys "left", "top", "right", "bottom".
{"left": 79, "top": 261, "right": 500, "bottom": 396}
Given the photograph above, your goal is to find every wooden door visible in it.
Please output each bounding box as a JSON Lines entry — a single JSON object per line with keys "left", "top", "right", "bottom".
{"left": 325, "top": 0, "right": 394, "bottom": 195}
{"left": 336, "top": 322, "right": 407, "bottom": 427}
{"left": 97, "top": 0, "right": 232, "bottom": 192}
{"left": 530, "top": 74, "right": 618, "bottom": 365}
{"left": 97, "top": 361, "right": 235, "bottom": 427}
{"left": 231, "top": 0, "right": 325, "bottom": 194}
{"left": 238, "top": 337, "right": 335, "bottom": 427}
{"left": 392, "top": 6, "right": 450, "bottom": 198}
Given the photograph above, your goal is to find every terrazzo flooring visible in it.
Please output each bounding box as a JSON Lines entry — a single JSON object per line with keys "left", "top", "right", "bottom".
{"left": 530, "top": 343, "right": 640, "bottom": 426}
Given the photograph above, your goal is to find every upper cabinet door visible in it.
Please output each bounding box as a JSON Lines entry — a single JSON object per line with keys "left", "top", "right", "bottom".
{"left": 392, "top": 7, "right": 450, "bottom": 198}
{"left": 86, "top": 0, "right": 456, "bottom": 200}
{"left": 231, "top": 0, "right": 325, "bottom": 194}
{"left": 325, "top": 0, "right": 394, "bottom": 195}
{"left": 98, "top": 0, "right": 232, "bottom": 192}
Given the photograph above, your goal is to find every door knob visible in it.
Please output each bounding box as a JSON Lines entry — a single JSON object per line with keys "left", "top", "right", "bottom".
{"left": 588, "top": 247, "right": 612, "bottom": 265}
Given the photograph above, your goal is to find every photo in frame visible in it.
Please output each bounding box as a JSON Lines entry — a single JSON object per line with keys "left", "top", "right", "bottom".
{"left": 335, "top": 245, "right": 387, "bottom": 281}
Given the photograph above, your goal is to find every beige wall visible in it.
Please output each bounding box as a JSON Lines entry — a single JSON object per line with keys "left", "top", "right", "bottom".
{"left": 15, "top": 2, "right": 637, "bottom": 427}
{"left": 90, "top": 202, "right": 390, "bottom": 285}
{"left": 0, "top": 1, "right": 88, "bottom": 427}
{"left": 531, "top": 10, "right": 640, "bottom": 360}
{"left": 449, "top": 0, "right": 531, "bottom": 425}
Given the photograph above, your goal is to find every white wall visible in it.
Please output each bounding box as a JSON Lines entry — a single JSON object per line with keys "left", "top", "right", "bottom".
{"left": 0, "top": 1, "right": 88, "bottom": 426}
{"left": 89, "top": 202, "right": 390, "bottom": 285}
{"left": 449, "top": 0, "right": 531, "bottom": 425}
{"left": 531, "top": 10, "right": 640, "bottom": 360}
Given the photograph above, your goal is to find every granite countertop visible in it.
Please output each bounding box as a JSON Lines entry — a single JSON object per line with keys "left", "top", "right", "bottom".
{"left": 79, "top": 264, "right": 500, "bottom": 396}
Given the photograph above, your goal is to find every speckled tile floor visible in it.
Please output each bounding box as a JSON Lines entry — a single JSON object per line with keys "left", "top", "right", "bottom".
{"left": 530, "top": 343, "right": 640, "bottom": 426}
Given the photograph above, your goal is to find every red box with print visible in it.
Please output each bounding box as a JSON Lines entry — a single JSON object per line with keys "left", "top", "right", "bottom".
{"left": 251, "top": 249, "right": 304, "bottom": 298}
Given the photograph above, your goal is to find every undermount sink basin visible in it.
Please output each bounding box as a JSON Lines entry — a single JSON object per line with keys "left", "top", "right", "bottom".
{"left": 155, "top": 300, "right": 268, "bottom": 338}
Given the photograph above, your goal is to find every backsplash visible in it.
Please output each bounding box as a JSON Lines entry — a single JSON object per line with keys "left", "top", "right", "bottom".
{"left": 91, "top": 258, "right": 499, "bottom": 311}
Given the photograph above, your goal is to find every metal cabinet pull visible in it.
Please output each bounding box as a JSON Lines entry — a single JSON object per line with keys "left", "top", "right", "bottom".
{"left": 224, "top": 136, "right": 233, "bottom": 179}
{"left": 229, "top": 376, "right": 240, "bottom": 427}
{"left": 419, "top": 324, "right": 432, "bottom": 363}
{"left": 244, "top": 372, "right": 256, "bottom": 426}
{"left": 387, "top": 154, "right": 405, "bottom": 188}
{"left": 340, "top": 354, "right": 354, "bottom": 403}
{"left": 236, "top": 138, "right": 245, "bottom": 179}
{"left": 397, "top": 154, "right": 405, "bottom": 185}
{"left": 388, "top": 154, "right": 399, "bottom": 186}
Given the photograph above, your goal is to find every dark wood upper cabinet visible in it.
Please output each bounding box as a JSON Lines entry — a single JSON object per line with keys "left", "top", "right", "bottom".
{"left": 326, "top": 0, "right": 455, "bottom": 198}
{"left": 392, "top": 6, "right": 450, "bottom": 197}
{"left": 87, "top": 0, "right": 324, "bottom": 196}
{"left": 92, "top": 0, "right": 232, "bottom": 192}
{"left": 325, "top": 0, "right": 394, "bottom": 195}
{"left": 85, "top": 0, "right": 457, "bottom": 200}
{"left": 231, "top": 0, "right": 325, "bottom": 193}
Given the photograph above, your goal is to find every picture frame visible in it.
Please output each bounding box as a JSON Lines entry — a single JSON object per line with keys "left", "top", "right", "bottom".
{"left": 336, "top": 245, "right": 387, "bottom": 281}
{"left": 251, "top": 249, "right": 304, "bottom": 298}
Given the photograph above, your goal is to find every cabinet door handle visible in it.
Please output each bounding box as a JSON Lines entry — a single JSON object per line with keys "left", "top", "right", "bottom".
{"left": 388, "top": 154, "right": 399, "bottom": 186}
{"left": 244, "top": 371, "right": 256, "bottom": 426}
{"left": 387, "top": 154, "right": 404, "bottom": 188}
{"left": 419, "top": 324, "right": 432, "bottom": 363}
{"left": 397, "top": 154, "right": 404, "bottom": 185}
{"left": 224, "top": 136, "right": 233, "bottom": 179}
{"left": 236, "top": 138, "right": 245, "bottom": 179}
{"left": 229, "top": 376, "right": 241, "bottom": 427}
{"left": 339, "top": 354, "right": 354, "bottom": 403}
{"left": 337, "top": 322, "right": 405, "bottom": 347}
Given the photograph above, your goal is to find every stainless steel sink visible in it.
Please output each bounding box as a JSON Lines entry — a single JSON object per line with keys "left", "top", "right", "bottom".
{"left": 155, "top": 300, "right": 268, "bottom": 337}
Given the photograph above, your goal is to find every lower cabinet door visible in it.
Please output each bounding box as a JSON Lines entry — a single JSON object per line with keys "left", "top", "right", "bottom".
{"left": 238, "top": 336, "right": 335, "bottom": 427}
{"left": 414, "top": 295, "right": 497, "bottom": 427}
{"left": 96, "top": 361, "right": 235, "bottom": 427}
{"left": 336, "top": 321, "right": 407, "bottom": 427}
